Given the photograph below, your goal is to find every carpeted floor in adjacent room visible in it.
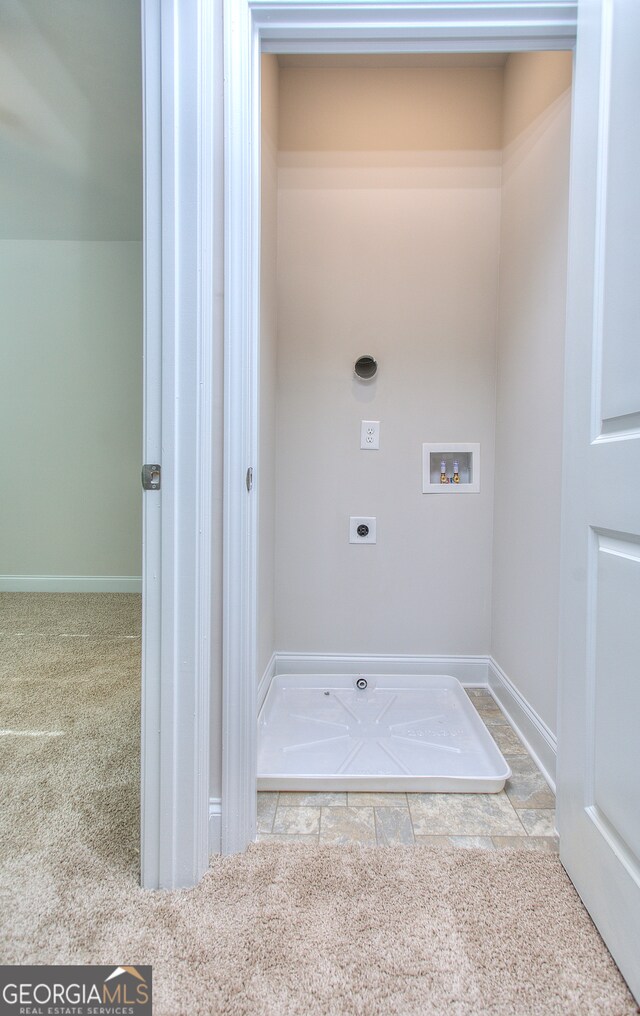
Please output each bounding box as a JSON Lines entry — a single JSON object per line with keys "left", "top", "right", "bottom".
{"left": 0, "top": 593, "right": 637, "bottom": 1016}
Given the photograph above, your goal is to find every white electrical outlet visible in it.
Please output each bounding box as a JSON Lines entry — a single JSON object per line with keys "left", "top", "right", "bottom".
{"left": 349, "top": 517, "right": 377, "bottom": 544}
{"left": 360, "top": 420, "right": 380, "bottom": 449}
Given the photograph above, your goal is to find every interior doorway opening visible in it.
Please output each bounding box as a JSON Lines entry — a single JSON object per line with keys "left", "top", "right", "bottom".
{"left": 0, "top": 0, "right": 145, "bottom": 891}
{"left": 255, "top": 50, "right": 572, "bottom": 810}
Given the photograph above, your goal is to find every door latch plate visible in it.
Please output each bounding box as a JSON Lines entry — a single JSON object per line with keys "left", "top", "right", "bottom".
{"left": 142, "top": 464, "right": 161, "bottom": 490}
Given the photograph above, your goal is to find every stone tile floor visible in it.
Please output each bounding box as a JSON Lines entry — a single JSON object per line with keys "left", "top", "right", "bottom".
{"left": 256, "top": 688, "right": 558, "bottom": 851}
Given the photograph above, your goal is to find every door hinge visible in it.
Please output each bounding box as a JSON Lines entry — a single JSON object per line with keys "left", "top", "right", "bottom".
{"left": 246, "top": 467, "right": 253, "bottom": 492}
{"left": 142, "top": 464, "right": 161, "bottom": 490}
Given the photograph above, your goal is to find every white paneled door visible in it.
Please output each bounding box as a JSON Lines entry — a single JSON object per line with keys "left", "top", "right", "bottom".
{"left": 558, "top": 0, "right": 640, "bottom": 1000}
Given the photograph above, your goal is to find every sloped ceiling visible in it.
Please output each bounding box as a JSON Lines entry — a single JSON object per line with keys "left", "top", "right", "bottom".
{"left": 0, "top": 0, "right": 141, "bottom": 240}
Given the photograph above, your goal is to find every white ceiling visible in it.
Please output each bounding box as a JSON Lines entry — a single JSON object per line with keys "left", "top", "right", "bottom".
{"left": 0, "top": 0, "right": 142, "bottom": 240}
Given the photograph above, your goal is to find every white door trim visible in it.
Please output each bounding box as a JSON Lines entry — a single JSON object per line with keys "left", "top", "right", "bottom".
{"left": 140, "top": 0, "right": 215, "bottom": 889}
{"left": 222, "top": 0, "right": 578, "bottom": 855}
{"left": 254, "top": 1, "right": 578, "bottom": 52}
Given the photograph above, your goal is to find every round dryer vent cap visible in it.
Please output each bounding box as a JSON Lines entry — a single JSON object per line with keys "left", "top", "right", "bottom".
{"left": 354, "top": 355, "right": 378, "bottom": 381}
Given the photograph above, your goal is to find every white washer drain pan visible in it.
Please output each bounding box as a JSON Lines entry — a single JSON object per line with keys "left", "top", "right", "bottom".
{"left": 258, "top": 674, "right": 511, "bottom": 793}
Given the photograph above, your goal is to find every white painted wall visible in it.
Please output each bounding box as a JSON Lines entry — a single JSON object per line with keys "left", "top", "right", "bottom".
{"left": 257, "top": 55, "right": 279, "bottom": 683}
{"left": 0, "top": 241, "right": 142, "bottom": 580}
{"left": 0, "top": 1, "right": 142, "bottom": 586}
{"left": 274, "top": 66, "right": 503, "bottom": 654}
{"left": 491, "top": 52, "right": 573, "bottom": 734}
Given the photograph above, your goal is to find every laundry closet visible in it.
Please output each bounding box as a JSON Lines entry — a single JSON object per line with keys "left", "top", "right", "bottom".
{"left": 256, "top": 52, "right": 573, "bottom": 790}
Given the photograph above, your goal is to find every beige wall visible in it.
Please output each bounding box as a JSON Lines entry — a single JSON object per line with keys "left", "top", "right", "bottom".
{"left": 258, "top": 55, "right": 279, "bottom": 680}
{"left": 278, "top": 66, "right": 502, "bottom": 152}
{"left": 274, "top": 66, "right": 503, "bottom": 654}
{"left": 491, "top": 52, "right": 573, "bottom": 733}
{"left": 501, "top": 51, "right": 572, "bottom": 146}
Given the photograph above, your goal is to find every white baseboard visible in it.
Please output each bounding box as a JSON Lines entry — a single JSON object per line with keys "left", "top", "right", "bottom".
{"left": 257, "top": 652, "right": 277, "bottom": 713}
{"left": 209, "top": 797, "right": 222, "bottom": 854}
{"left": 0, "top": 575, "right": 142, "bottom": 593}
{"left": 488, "top": 657, "right": 557, "bottom": 791}
{"left": 275, "top": 652, "right": 490, "bottom": 686}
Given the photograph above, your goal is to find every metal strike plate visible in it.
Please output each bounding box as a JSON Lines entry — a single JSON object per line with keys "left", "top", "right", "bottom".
{"left": 142, "top": 464, "right": 161, "bottom": 490}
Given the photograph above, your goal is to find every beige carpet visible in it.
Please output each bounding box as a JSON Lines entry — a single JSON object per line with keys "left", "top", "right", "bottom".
{"left": 1, "top": 593, "right": 638, "bottom": 1016}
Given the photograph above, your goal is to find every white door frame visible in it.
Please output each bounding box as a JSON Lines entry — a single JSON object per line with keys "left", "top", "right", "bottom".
{"left": 221, "top": 0, "right": 578, "bottom": 854}
{"left": 140, "top": 0, "right": 216, "bottom": 889}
